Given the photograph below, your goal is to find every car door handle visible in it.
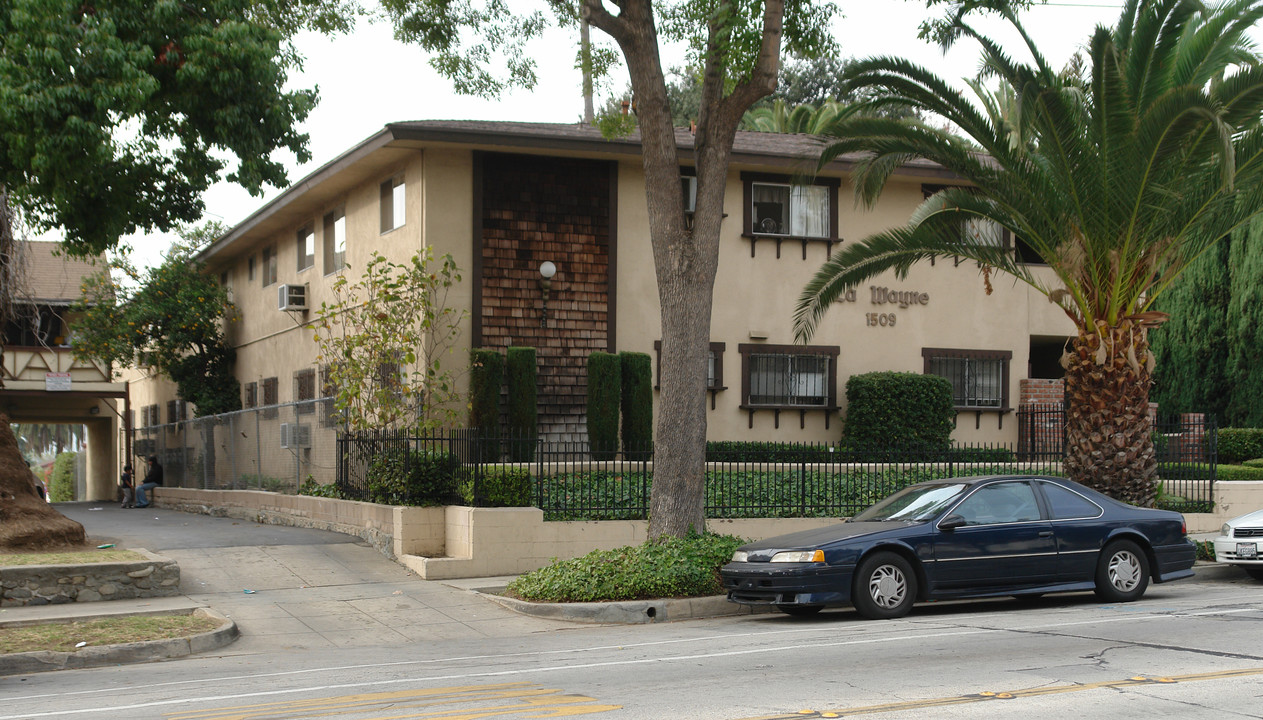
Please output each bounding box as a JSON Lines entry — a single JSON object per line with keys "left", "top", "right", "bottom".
{"left": 1038, "top": 531, "right": 1054, "bottom": 537}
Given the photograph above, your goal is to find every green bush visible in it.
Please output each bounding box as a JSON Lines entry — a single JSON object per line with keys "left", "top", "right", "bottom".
{"left": 506, "top": 347, "right": 538, "bottom": 462}
{"left": 587, "top": 352, "right": 621, "bottom": 460}
{"left": 506, "top": 533, "right": 745, "bottom": 602}
{"left": 1244, "top": 458, "right": 1263, "bottom": 468}
{"left": 469, "top": 349, "right": 504, "bottom": 461}
{"left": 619, "top": 351, "right": 653, "bottom": 460}
{"left": 705, "top": 441, "right": 844, "bottom": 463}
{"left": 1216, "top": 464, "right": 1263, "bottom": 482}
{"left": 843, "top": 372, "right": 955, "bottom": 455}
{"left": 1195, "top": 539, "right": 1216, "bottom": 562}
{"left": 298, "top": 477, "right": 351, "bottom": 499}
{"left": 49, "top": 451, "right": 77, "bottom": 502}
{"left": 459, "top": 467, "right": 533, "bottom": 507}
{"left": 367, "top": 448, "right": 461, "bottom": 506}
{"left": 1218, "top": 428, "right": 1263, "bottom": 464}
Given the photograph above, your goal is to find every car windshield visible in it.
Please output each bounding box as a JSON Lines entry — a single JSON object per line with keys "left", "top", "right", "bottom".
{"left": 851, "top": 483, "right": 970, "bottom": 522}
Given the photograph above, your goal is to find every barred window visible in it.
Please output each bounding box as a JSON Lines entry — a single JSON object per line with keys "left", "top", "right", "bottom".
{"left": 922, "top": 348, "right": 1012, "bottom": 409}
{"left": 243, "top": 382, "right": 258, "bottom": 409}
{"left": 738, "top": 344, "right": 839, "bottom": 409}
{"left": 294, "top": 368, "right": 316, "bottom": 415}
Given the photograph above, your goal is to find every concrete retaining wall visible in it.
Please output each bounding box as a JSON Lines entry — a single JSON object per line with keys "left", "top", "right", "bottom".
{"left": 0, "top": 550, "right": 180, "bottom": 607}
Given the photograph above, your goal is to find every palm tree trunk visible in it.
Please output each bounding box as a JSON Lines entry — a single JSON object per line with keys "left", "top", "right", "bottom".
{"left": 1063, "top": 320, "right": 1159, "bottom": 506}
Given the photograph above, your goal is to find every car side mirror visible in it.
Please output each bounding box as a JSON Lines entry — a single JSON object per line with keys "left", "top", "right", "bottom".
{"left": 939, "top": 514, "right": 967, "bottom": 531}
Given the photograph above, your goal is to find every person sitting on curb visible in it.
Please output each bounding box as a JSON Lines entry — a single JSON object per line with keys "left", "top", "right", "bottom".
{"left": 135, "top": 455, "right": 163, "bottom": 509}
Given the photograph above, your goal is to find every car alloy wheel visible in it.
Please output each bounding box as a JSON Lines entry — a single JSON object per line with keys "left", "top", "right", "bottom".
{"left": 1094, "top": 539, "right": 1150, "bottom": 602}
{"left": 853, "top": 551, "right": 917, "bottom": 620}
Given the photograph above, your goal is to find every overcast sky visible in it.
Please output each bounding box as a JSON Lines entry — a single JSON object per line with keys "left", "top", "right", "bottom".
{"left": 112, "top": 0, "right": 1126, "bottom": 269}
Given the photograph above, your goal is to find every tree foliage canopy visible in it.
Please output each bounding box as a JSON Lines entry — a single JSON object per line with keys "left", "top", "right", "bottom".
{"left": 71, "top": 224, "right": 240, "bottom": 415}
{"left": 0, "top": 0, "right": 321, "bottom": 256}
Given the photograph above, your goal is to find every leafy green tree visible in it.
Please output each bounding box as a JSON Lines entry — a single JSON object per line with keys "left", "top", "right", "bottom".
{"left": 378, "top": 0, "right": 838, "bottom": 537}
{"left": 313, "top": 249, "right": 467, "bottom": 435}
{"left": 71, "top": 224, "right": 240, "bottom": 415}
{"left": 795, "top": 0, "right": 1263, "bottom": 506}
{"left": 767, "top": 56, "right": 919, "bottom": 120}
{"left": 1226, "top": 217, "right": 1263, "bottom": 426}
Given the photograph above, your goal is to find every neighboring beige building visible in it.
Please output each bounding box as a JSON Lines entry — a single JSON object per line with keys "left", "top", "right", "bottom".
{"left": 2, "top": 241, "right": 124, "bottom": 501}
{"left": 125, "top": 121, "right": 1073, "bottom": 483}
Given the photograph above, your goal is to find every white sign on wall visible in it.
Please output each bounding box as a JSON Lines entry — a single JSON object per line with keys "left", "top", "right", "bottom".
{"left": 45, "top": 372, "right": 72, "bottom": 391}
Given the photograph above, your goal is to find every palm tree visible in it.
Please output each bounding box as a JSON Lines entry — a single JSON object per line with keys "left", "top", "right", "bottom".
{"left": 795, "top": 0, "right": 1263, "bottom": 506}
{"left": 743, "top": 99, "right": 849, "bottom": 133}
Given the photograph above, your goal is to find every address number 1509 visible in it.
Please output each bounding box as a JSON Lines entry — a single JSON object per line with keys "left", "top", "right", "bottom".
{"left": 866, "top": 313, "right": 896, "bottom": 327}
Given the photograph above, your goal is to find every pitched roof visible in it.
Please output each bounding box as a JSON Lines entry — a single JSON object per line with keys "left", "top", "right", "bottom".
{"left": 12, "top": 241, "right": 103, "bottom": 305}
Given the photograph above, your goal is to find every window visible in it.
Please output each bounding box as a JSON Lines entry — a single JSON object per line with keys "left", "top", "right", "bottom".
{"left": 142, "top": 404, "right": 159, "bottom": 427}
{"left": 166, "top": 400, "right": 188, "bottom": 424}
{"left": 319, "top": 364, "right": 341, "bottom": 427}
{"left": 743, "top": 173, "right": 838, "bottom": 239}
{"left": 738, "top": 344, "right": 839, "bottom": 409}
{"left": 294, "top": 368, "right": 316, "bottom": 415}
{"left": 950, "top": 481, "right": 1041, "bottom": 526}
{"left": 380, "top": 175, "right": 405, "bottom": 232}
{"left": 323, "top": 207, "right": 346, "bottom": 273}
{"left": 922, "top": 348, "right": 1012, "bottom": 410}
{"left": 261, "top": 376, "right": 279, "bottom": 418}
{"left": 1039, "top": 481, "right": 1103, "bottom": 520}
{"left": 261, "top": 245, "right": 278, "bottom": 286}
{"left": 653, "top": 341, "right": 725, "bottom": 391}
{"left": 296, "top": 225, "right": 315, "bottom": 271}
{"left": 248, "top": 255, "right": 256, "bottom": 282}
{"left": 243, "top": 382, "right": 258, "bottom": 409}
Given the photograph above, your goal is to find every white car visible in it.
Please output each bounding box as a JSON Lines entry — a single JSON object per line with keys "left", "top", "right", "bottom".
{"left": 1213, "top": 509, "right": 1263, "bottom": 581}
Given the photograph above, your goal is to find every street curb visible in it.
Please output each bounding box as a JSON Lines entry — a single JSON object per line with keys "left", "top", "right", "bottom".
{"left": 1192, "top": 561, "right": 1260, "bottom": 583}
{"left": 477, "top": 591, "right": 775, "bottom": 624}
{"left": 0, "top": 607, "right": 238, "bottom": 676}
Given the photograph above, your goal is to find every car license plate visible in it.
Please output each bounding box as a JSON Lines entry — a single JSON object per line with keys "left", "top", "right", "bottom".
{"left": 1238, "top": 543, "right": 1258, "bottom": 559}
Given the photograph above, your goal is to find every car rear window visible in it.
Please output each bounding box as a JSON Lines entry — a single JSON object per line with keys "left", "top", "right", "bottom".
{"left": 1040, "top": 482, "right": 1103, "bottom": 520}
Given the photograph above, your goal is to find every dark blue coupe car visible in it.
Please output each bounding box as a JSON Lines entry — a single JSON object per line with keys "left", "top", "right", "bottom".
{"left": 721, "top": 475, "right": 1197, "bottom": 619}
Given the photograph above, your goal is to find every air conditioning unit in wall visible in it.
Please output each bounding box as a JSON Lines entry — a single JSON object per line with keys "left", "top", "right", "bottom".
{"left": 278, "top": 283, "right": 308, "bottom": 311}
{"left": 280, "top": 423, "right": 311, "bottom": 449}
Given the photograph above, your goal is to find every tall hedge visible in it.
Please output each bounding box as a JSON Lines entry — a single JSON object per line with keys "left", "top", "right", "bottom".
{"left": 1151, "top": 237, "right": 1231, "bottom": 419}
{"left": 619, "top": 351, "right": 653, "bottom": 460}
{"left": 1227, "top": 216, "right": 1263, "bottom": 427}
{"left": 587, "top": 352, "right": 621, "bottom": 460}
{"left": 49, "top": 451, "right": 77, "bottom": 502}
{"left": 506, "top": 346, "right": 538, "bottom": 462}
{"left": 468, "top": 349, "right": 504, "bottom": 461}
{"left": 843, "top": 372, "right": 954, "bottom": 454}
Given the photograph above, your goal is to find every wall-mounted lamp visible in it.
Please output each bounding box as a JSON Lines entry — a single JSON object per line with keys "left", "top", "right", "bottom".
{"left": 539, "top": 261, "right": 557, "bottom": 328}
{"left": 88, "top": 406, "right": 100, "bottom": 416}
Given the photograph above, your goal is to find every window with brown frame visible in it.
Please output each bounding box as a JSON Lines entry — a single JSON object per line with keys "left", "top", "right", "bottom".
{"left": 323, "top": 206, "right": 346, "bottom": 273}
{"left": 738, "top": 344, "right": 839, "bottom": 409}
{"left": 243, "top": 381, "right": 258, "bottom": 409}
{"left": 261, "top": 376, "right": 279, "bottom": 418}
{"left": 296, "top": 225, "right": 315, "bottom": 272}
{"left": 294, "top": 368, "right": 316, "bottom": 415}
{"left": 380, "top": 175, "right": 406, "bottom": 233}
{"left": 922, "top": 348, "right": 1012, "bottom": 410}
{"left": 742, "top": 173, "right": 839, "bottom": 241}
{"left": 262, "top": 244, "right": 278, "bottom": 286}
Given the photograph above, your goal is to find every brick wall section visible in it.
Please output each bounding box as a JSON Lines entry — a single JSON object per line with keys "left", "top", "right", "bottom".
{"left": 478, "top": 154, "right": 613, "bottom": 441}
{"left": 1019, "top": 378, "right": 1064, "bottom": 406}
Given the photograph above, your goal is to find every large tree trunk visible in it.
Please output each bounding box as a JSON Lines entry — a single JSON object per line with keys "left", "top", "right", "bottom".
{"left": 1063, "top": 321, "right": 1159, "bottom": 507}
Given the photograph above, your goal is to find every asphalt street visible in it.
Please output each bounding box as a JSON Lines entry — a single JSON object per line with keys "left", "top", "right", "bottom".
{"left": 2, "top": 503, "right": 1261, "bottom": 719}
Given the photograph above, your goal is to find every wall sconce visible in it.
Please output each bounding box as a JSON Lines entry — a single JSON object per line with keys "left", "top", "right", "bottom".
{"left": 539, "top": 261, "right": 557, "bottom": 328}
{"left": 88, "top": 406, "right": 100, "bottom": 416}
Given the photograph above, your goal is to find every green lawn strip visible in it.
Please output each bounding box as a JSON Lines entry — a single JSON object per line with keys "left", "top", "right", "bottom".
{"left": 0, "top": 549, "right": 147, "bottom": 566}
{"left": 0, "top": 615, "right": 221, "bottom": 655}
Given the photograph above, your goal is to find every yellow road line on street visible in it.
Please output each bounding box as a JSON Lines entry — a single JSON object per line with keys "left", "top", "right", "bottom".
{"left": 165, "top": 682, "right": 620, "bottom": 720}
{"left": 739, "top": 666, "right": 1263, "bottom": 719}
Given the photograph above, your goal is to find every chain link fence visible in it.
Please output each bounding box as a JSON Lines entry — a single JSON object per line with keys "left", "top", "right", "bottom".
{"left": 132, "top": 399, "right": 338, "bottom": 492}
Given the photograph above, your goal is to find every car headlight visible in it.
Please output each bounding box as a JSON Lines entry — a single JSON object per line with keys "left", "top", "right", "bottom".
{"left": 770, "top": 550, "right": 825, "bottom": 563}
{"left": 1222, "top": 523, "right": 1233, "bottom": 537}
{"left": 731, "top": 551, "right": 749, "bottom": 563}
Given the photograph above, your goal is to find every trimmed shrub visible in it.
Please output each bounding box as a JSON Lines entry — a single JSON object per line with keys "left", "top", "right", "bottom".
{"left": 298, "top": 477, "right": 351, "bottom": 499}
{"left": 366, "top": 448, "right": 461, "bottom": 506}
{"left": 506, "top": 533, "right": 745, "bottom": 602}
{"left": 587, "top": 352, "right": 621, "bottom": 460}
{"left": 459, "top": 466, "right": 533, "bottom": 507}
{"left": 469, "top": 349, "right": 504, "bottom": 461}
{"left": 1216, "top": 464, "right": 1263, "bottom": 482}
{"left": 843, "top": 372, "right": 955, "bottom": 455}
{"left": 1243, "top": 458, "right": 1263, "bottom": 468}
{"left": 49, "top": 452, "right": 77, "bottom": 502}
{"left": 1218, "top": 428, "right": 1263, "bottom": 464}
{"left": 705, "top": 441, "right": 843, "bottom": 463}
{"left": 619, "top": 351, "right": 653, "bottom": 460}
{"left": 506, "top": 347, "right": 538, "bottom": 462}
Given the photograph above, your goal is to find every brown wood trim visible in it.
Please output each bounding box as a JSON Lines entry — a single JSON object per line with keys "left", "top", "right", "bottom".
{"left": 737, "top": 343, "right": 841, "bottom": 411}
{"left": 921, "top": 347, "right": 1015, "bottom": 412}
{"left": 471, "top": 150, "right": 485, "bottom": 348}
{"left": 607, "top": 160, "right": 618, "bottom": 353}
{"left": 739, "top": 172, "right": 841, "bottom": 243}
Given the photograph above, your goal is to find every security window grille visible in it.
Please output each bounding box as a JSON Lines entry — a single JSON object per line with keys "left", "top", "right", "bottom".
{"left": 244, "top": 382, "right": 258, "bottom": 409}
{"left": 748, "top": 354, "right": 830, "bottom": 406}
{"left": 922, "top": 349, "right": 1011, "bottom": 409}
{"left": 294, "top": 369, "right": 316, "bottom": 414}
{"left": 296, "top": 225, "right": 315, "bottom": 271}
